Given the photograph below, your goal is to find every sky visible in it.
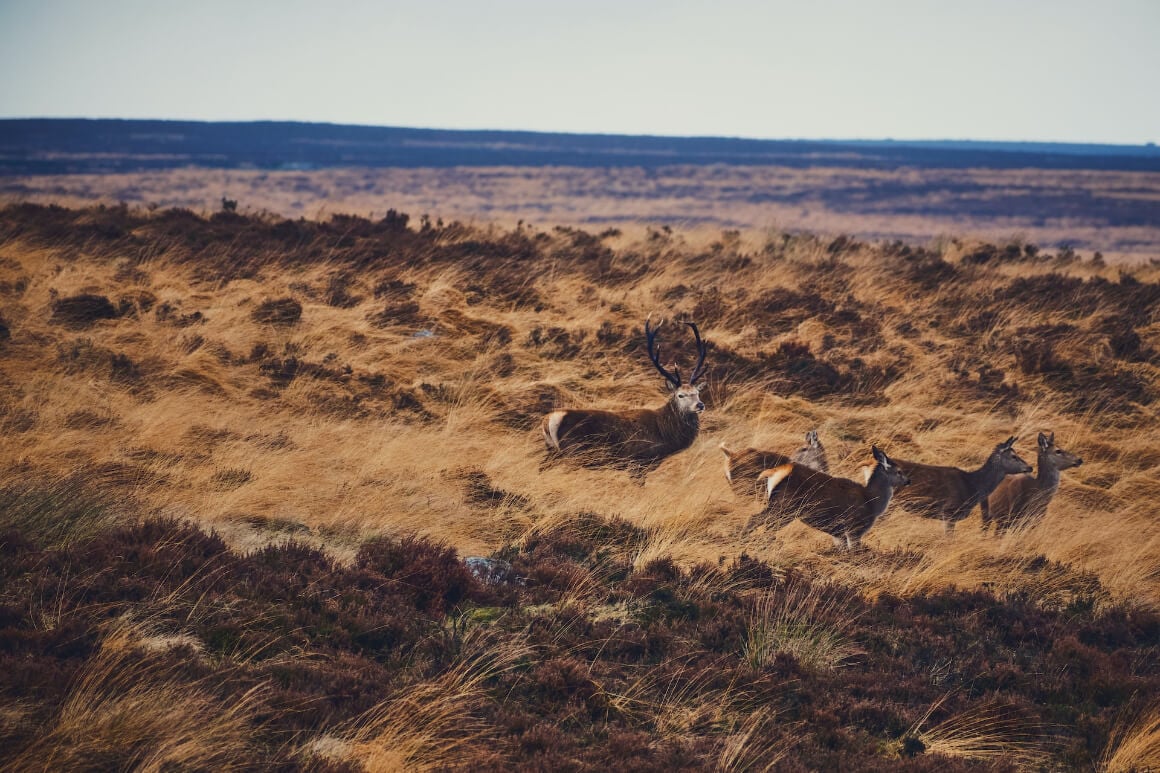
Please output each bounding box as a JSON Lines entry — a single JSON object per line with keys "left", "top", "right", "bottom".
{"left": 1, "top": 0, "right": 1157, "bottom": 144}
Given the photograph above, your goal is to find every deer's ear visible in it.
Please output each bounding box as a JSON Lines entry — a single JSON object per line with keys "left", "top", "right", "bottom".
{"left": 871, "top": 446, "right": 889, "bottom": 467}
{"left": 1038, "top": 432, "right": 1050, "bottom": 450}
{"left": 1000, "top": 436, "right": 1016, "bottom": 450}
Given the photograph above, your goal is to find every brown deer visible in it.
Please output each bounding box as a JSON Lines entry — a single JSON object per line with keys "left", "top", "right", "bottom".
{"left": 883, "top": 437, "right": 1032, "bottom": 534}
{"left": 541, "top": 319, "right": 708, "bottom": 473}
{"left": 983, "top": 432, "right": 1082, "bottom": 534}
{"left": 743, "top": 446, "right": 910, "bottom": 550}
{"left": 793, "top": 430, "right": 829, "bottom": 474}
{"left": 720, "top": 430, "right": 829, "bottom": 501}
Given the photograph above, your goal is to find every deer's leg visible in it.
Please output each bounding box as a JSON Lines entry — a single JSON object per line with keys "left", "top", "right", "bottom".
{"left": 943, "top": 519, "right": 956, "bottom": 537}
{"left": 741, "top": 512, "right": 765, "bottom": 537}
{"left": 979, "top": 500, "right": 992, "bottom": 532}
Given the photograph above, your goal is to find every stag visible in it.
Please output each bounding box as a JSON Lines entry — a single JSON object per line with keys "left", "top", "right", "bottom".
{"left": 541, "top": 319, "right": 708, "bottom": 473}
{"left": 743, "top": 446, "right": 910, "bottom": 550}
{"left": 983, "top": 432, "right": 1082, "bottom": 534}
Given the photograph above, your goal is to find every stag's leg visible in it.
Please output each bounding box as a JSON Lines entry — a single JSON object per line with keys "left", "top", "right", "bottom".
{"left": 943, "top": 520, "right": 956, "bottom": 537}
{"left": 979, "top": 500, "right": 992, "bottom": 533}
{"left": 831, "top": 535, "right": 846, "bottom": 550}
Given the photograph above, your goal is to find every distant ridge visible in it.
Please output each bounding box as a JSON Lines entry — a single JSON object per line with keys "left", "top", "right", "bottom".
{"left": 2, "top": 118, "right": 1158, "bottom": 175}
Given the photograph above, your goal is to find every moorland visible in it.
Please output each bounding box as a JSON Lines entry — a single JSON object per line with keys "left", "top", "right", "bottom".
{"left": 1, "top": 201, "right": 1159, "bottom": 770}
{"left": 3, "top": 119, "right": 1160, "bottom": 263}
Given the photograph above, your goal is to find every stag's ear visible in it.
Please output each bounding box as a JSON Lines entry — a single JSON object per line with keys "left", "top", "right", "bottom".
{"left": 806, "top": 430, "right": 819, "bottom": 446}
{"left": 872, "top": 445, "right": 890, "bottom": 468}
{"left": 1038, "top": 432, "right": 1050, "bottom": 450}
{"left": 1048, "top": 431, "right": 1055, "bottom": 445}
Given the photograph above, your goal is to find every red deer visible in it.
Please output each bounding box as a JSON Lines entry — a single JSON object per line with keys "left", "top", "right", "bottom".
{"left": 720, "top": 430, "right": 829, "bottom": 501}
{"left": 743, "top": 446, "right": 910, "bottom": 550}
{"left": 541, "top": 320, "right": 708, "bottom": 473}
{"left": 793, "top": 430, "right": 829, "bottom": 474}
{"left": 983, "top": 432, "right": 1082, "bottom": 534}
{"left": 883, "top": 437, "right": 1032, "bottom": 534}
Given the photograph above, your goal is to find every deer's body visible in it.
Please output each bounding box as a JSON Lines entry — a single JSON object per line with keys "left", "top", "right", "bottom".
{"left": 889, "top": 437, "right": 1032, "bottom": 534}
{"left": 983, "top": 433, "right": 1082, "bottom": 533}
{"left": 542, "top": 320, "right": 708, "bottom": 474}
{"left": 721, "top": 430, "right": 828, "bottom": 501}
{"left": 542, "top": 402, "right": 700, "bottom": 465}
{"left": 743, "top": 446, "right": 909, "bottom": 550}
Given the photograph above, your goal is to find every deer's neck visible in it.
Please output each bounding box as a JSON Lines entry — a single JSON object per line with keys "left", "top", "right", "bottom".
{"left": 864, "top": 469, "right": 896, "bottom": 518}
{"left": 964, "top": 456, "right": 1009, "bottom": 503}
{"left": 1036, "top": 452, "right": 1062, "bottom": 492}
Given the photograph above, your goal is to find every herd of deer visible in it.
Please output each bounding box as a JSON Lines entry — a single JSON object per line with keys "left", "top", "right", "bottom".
{"left": 541, "top": 320, "right": 1083, "bottom": 550}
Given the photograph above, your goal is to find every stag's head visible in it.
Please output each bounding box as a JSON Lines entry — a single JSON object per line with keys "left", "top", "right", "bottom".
{"left": 646, "top": 319, "right": 708, "bottom": 415}
{"left": 992, "top": 436, "right": 1034, "bottom": 474}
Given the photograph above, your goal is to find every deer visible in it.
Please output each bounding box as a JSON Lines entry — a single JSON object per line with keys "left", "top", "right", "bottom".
{"left": 742, "top": 446, "right": 910, "bottom": 550}
{"left": 875, "top": 436, "right": 1033, "bottom": 534}
{"left": 982, "top": 432, "right": 1082, "bottom": 534}
{"left": 720, "top": 430, "right": 829, "bottom": 501}
{"left": 793, "top": 430, "right": 829, "bottom": 474}
{"left": 541, "top": 319, "right": 708, "bottom": 474}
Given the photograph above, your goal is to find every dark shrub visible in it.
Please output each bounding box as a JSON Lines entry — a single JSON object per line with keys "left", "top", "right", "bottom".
{"left": 251, "top": 298, "right": 302, "bottom": 326}
{"left": 355, "top": 536, "right": 478, "bottom": 614}
{"left": 50, "top": 294, "right": 119, "bottom": 328}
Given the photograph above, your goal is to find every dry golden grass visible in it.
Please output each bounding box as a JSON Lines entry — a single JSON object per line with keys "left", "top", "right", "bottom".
{"left": 741, "top": 584, "right": 863, "bottom": 671}
{"left": 2, "top": 620, "right": 265, "bottom": 773}
{"left": 4, "top": 203, "right": 1160, "bottom": 770}
{"left": 2, "top": 209, "right": 1158, "bottom": 620}
{"left": 897, "top": 692, "right": 1052, "bottom": 768}
{"left": 322, "top": 629, "right": 530, "bottom": 772}
{"left": 1100, "top": 700, "right": 1160, "bottom": 773}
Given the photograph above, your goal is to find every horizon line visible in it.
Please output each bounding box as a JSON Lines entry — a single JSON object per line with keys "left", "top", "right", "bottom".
{"left": 2, "top": 115, "right": 1157, "bottom": 150}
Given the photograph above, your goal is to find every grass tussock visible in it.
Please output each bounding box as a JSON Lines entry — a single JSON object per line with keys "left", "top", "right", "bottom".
{"left": 742, "top": 583, "right": 862, "bottom": 671}
{"left": 2, "top": 203, "right": 1160, "bottom": 769}
{"left": 1100, "top": 700, "right": 1160, "bottom": 773}
{"left": 4, "top": 621, "right": 265, "bottom": 773}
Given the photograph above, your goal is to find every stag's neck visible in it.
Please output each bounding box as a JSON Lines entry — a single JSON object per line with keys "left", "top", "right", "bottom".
{"left": 964, "top": 456, "right": 1009, "bottom": 502}
{"left": 659, "top": 400, "right": 700, "bottom": 447}
{"left": 1036, "top": 452, "right": 1062, "bottom": 492}
{"left": 864, "top": 469, "right": 896, "bottom": 518}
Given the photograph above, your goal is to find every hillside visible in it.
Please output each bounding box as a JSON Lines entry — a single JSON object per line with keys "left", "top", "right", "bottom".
{"left": 4, "top": 119, "right": 1160, "bottom": 175}
{"left": 6, "top": 121, "right": 1160, "bottom": 261}
{"left": 1, "top": 203, "right": 1159, "bottom": 770}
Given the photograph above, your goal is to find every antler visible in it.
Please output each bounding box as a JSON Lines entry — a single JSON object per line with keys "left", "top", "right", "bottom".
{"left": 685, "top": 321, "right": 708, "bottom": 385}
{"left": 645, "top": 319, "right": 682, "bottom": 389}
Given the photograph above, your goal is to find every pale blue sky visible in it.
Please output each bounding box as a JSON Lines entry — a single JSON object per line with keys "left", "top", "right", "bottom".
{"left": 1, "top": 0, "right": 1157, "bottom": 143}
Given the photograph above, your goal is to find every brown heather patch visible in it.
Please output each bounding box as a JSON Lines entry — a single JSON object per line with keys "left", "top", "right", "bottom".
{"left": 1, "top": 203, "right": 1159, "bottom": 769}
